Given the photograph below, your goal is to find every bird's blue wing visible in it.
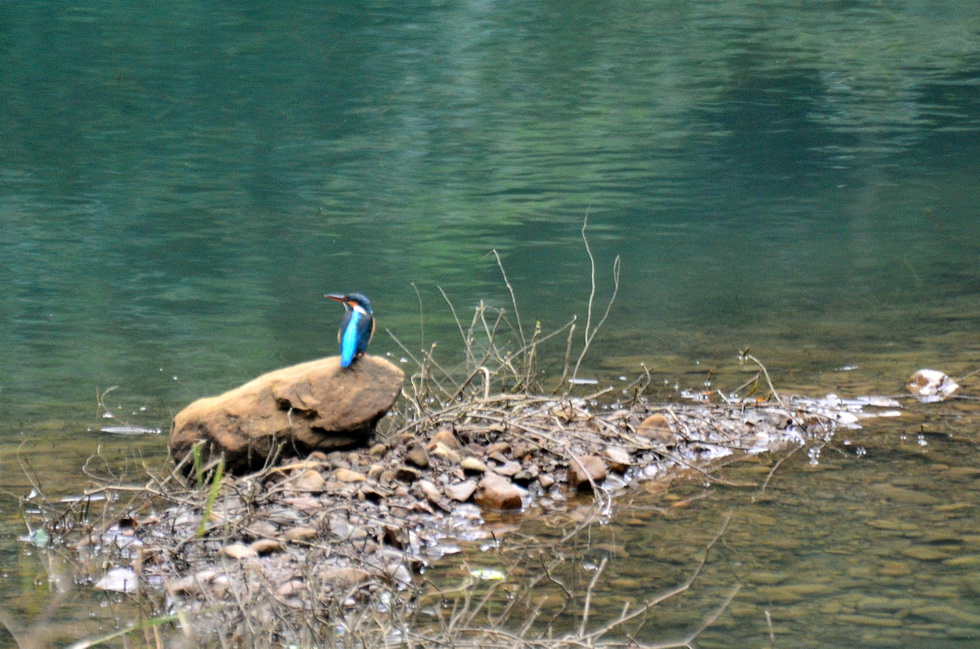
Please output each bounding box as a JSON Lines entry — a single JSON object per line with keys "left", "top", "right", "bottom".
{"left": 340, "top": 310, "right": 361, "bottom": 367}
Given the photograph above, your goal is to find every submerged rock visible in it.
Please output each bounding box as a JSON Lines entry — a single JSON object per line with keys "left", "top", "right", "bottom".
{"left": 908, "top": 369, "right": 959, "bottom": 401}
{"left": 170, "top": 356, "right": 403, "bottom": 473}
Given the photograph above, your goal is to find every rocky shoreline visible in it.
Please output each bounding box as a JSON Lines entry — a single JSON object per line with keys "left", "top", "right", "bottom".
{"left": 68, "top": 386, "right": 888, "bottom": 630}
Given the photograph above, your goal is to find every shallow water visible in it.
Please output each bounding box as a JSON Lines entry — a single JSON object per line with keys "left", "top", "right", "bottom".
{"left": 438, "top": 400, "right": 980, "bottom": 648}
{"left": 0, "top": 0, "right": 978, "bottom": 644}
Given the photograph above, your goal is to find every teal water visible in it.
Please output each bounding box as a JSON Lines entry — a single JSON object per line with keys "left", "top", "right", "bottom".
{"left": 0, "top": 0, "right": 978, "bottom": 644}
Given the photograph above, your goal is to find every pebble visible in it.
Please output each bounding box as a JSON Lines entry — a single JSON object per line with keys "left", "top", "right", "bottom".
{"left": 430, "top": 443, "right": 461, "bottom": 463}
{"left": 461, "top": 457, "right": 488, "bottom": 474}
{"left": 492, "top": 461, "right": 522, "bottom": 477}
{"left": 417, "top": 479, "right": 442, "bottom": 505}
{"left": 334, "top": 468, "right": 367, "bottom": 482}
{"left": 394, "top": 465, "right": 421, "bottom": 483}
{"left": 167, "top": 570, "right": 219, "bottom": 595}
{"left": 318, "top": 567, "right": 372, "bottom": 587}
{"left": 428, "top": 428, "right": 461, "bottom": 450}
{"left": 474, "top": 473, "right": 523, "bottom": 510}
{"left": 288, "top": 470, "right": 326, "bottom": 493}
{"left": 276, "top": 579, "right": 306, "bottom": 597}
{"left": 368, "top": 443, "right": 388, "bottom": 457}
{"left": 512, "top": 466, "right": 539, "bottom": 485}
{"left": 283, "top": 526, "right": 318, "bottom": 542}
{"left": 250, "top": 539, "right": 284, "bottom": 555}
{"left": 445, "top": 480, "right": 477, "bottom": 502}
{"left": 485, "top": 442, "right": 511, "bottom": 456}
{"left": 405, "top": 444, "right": 430, "bottom": 469}
{"left": 567, "top": 455, "right": 607, "bottom": 491}
{"left": 246, "top": 521, "right": 278, "bottom": 538}
{"left": 603, "top": 446, "right": 631, "bottom": 473}
{"left": 367, "top": 464, "right": 385, "bottom": 481}
{"left": 222, "top": 543, "right": 258, "bottom": 560}
{"left": 637, "top": 414, "right": 675, "bottom": 445}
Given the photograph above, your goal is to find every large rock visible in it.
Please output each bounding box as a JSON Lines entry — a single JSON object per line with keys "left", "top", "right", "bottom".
{"left": 170, "top": 356, "right": 403, "bottom": 473}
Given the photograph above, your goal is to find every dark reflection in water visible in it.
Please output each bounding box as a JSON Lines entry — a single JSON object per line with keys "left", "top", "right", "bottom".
{"left": 0, "top": 0, "right": 978, "bottom": 644}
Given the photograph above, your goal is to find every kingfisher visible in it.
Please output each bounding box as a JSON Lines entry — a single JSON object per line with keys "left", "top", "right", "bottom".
{"left": 324, "top": 293, "right": 375, "bottom": 368}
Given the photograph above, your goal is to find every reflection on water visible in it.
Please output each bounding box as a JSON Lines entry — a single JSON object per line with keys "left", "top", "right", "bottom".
{"left": 0, "top": 0, "right": 977, "bottom": 644}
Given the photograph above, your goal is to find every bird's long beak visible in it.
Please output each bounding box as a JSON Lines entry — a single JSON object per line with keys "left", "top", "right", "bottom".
{"left": 324, "top": 294, "right": 346, "bottom": 302}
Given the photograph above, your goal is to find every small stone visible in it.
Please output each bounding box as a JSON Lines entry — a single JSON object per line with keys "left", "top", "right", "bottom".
{"left": 334, "top": 468, "right": 367, "bottom": 482}
{"left": 486, "top": 442, "right": 511, "bottom": 456}
{"left": 474, "top": 473, "right": 523, "bottom": 510}
{"left": 493, "top": 460, "right": 522, "bottom": 477}
{"left": 418, "top": 479, "right": 442, "bottom": 504}
{"left": 249, "top": 539, "right": 284, "bottom": 555}
{"left": 568, "top": 455, "right": 607, "bottom": 491}
{"left": 247, "top": 520, "right": 278, "bottom": 538}
{"left": 369, "top": 443, "right": 388, "bottom": 457}
{"left": 539, "top": 474, "right": 556, "bottom": 489}
{"left": 318, "top": 567, "right": 372, "bottom": 587}
{"left": 510, "top": 443, "right": 533, "bottom": 460}
{"left": 394, "top": 465, "right": 420, "bottom": 482}
{"left": 167, "top": 570, "right": 219, "bottom": 595}
{"left": 359, "top": 482, "right": 390, "bottom": 501}
{"left": 405, "top": 443, "right": 430, "bottom": 469}
{"left": 639, "top": 413, "right": 669, "bottom": 429}
{"left": 512, "top": 465, "right": 539, "bottom": 486}
{"left": 461, "top": 457, "right": 488, "bottom": 474}
{"left": 430, "top": 442, "right": 461, "bottom": 463}
{"left": 288, "top": 469, "right": 326, "bottom": 493}
{"left": 222, "top": 543, "right": 258, "bottom": 559}
{"left": 446, "top": 480, "right": 477, "bottom": 502}
{"left": 284, "top": 526, "right": 318, "bottom": 542}
{"left": 637, "top": 414, "right": 675, "bottom": 445}
{"left": 907, "top": 369, "right": 959, "bottom": 399}
{"left": 604, "top": 446, "right": 631, "bottom": 473}
{"left": 277, "top": 579, "right": 306, "bottom": 597}
{"left": 367, "top": 464, "right": 385, "bottom": 481}
{"left": 428, "top": 428, "right": 461, "bottom": 450}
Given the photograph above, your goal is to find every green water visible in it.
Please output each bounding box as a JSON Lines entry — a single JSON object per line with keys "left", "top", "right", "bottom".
{"left": 0, "top": 0, "right": 978, "bottom": 644}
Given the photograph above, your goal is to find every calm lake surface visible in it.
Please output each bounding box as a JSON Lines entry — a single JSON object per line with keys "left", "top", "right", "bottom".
{"left": 0, "top": 0, "right": 978, "bottom": 645}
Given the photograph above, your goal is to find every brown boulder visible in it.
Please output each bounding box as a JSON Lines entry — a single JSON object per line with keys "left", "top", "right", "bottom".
{"left": 474, "top": 473, "right": 524, "bottom": 510}
{"left": 568, "top": 455, "right": 607, "bottom": 491}
{"left": 170, "top": 356, "right": 403, "bottom": 473}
